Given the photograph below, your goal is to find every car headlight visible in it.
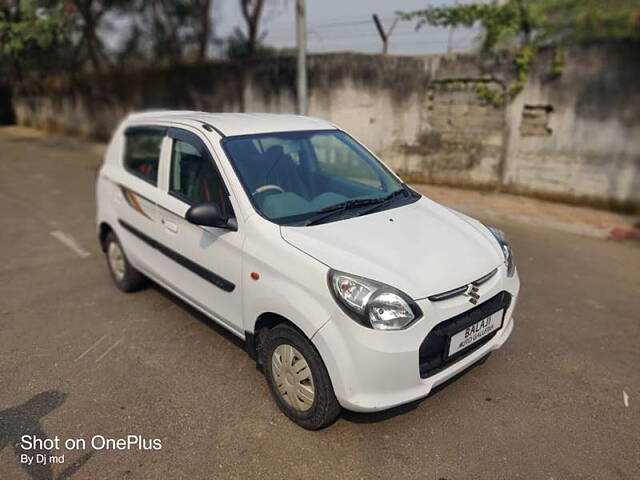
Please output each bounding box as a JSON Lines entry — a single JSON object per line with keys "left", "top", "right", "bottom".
{"left": 328, "top": 270, "right": 422, "bottom": 330}
{"left": 486, "top": 226, "right": 515, "bottom": 277}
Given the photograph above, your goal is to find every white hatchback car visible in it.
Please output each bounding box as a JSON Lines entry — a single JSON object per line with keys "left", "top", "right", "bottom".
{"left": 97, "top": 111, "right": 520, "bottom": 429}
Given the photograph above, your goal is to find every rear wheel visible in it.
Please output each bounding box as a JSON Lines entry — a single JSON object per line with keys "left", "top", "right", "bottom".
{"left": 263, "top": 324, "right": 341, "bottom": 429}
{"left": 104, "top": 232, "right": 146, "bottom": 292}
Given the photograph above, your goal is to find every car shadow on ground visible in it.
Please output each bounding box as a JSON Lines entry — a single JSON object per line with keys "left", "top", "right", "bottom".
{"left": 148, "top": 282, "right": 247, "bottom": 353}
{"left": 340, "top": 353, "right": 492, "bottom": 424}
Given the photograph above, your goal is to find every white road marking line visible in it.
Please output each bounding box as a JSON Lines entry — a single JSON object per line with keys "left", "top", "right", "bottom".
{"left": 50, "top": 230, "right": 91, "bottom": 258}
{"left": 95, "top": 338, "right": 123, "bottom": 363}
{"left": 75, "top": 335, "right": 107, "bottom": 362}
{"left": 623, "top": 390, "right": 629, "bottom": 407}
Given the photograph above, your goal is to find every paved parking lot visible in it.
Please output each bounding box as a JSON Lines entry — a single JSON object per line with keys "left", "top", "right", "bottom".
{"left": 1, "top": 126, "right": 639, "bottom": 479}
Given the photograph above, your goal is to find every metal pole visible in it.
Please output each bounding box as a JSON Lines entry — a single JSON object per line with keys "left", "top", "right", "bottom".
{"left": 372, "top": 14, "right": 387, "bottom": 55}
{"left": 373, "top": 14, "right": 399, "bottom": 56}
{"left": 447, "top": 24, "right": 456, "bottom": 55}
{"left": 296, "top": 0, "right": 308, "bottom": 115}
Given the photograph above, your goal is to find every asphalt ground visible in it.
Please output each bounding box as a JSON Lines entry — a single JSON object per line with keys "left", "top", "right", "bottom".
{"left": 1, "top": 127, "right": 639, "bottom": 479}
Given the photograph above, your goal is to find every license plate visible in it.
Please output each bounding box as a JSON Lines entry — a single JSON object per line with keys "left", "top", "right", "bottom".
{"left": 447, "top": 310, "right": 503, "bottom": 357}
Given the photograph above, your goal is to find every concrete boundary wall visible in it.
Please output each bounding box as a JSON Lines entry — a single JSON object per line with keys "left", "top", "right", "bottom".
{"left": 12, "top": 43, "right": 640, "bottom": 212}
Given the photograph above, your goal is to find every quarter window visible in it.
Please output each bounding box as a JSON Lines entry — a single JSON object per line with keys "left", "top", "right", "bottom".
{"left": 123, "top": 128, "right": 164, "bottom": 185}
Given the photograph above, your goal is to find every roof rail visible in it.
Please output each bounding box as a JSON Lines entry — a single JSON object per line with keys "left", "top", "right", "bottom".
{"left": 200, "top": 122, "right": 226, "bottom": 138}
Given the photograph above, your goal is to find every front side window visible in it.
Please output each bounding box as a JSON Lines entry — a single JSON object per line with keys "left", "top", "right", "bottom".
{"left": 169, "top": 137, "right": 231, "bottom": 216}
{"left": 123, "top": 127, "right": 164, "bottom": 185}
{"left": 223, "top": 130, "right": 417, "bottom": 225}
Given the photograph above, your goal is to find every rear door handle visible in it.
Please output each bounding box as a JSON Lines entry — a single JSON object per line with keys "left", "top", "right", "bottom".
{"left": 162, "top": 219, "right": 178, "bottom": 233}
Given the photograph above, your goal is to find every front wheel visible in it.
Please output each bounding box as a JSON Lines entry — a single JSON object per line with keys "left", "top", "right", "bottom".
{"left": 263, "top": 324, "right": 341, "bottom": 430}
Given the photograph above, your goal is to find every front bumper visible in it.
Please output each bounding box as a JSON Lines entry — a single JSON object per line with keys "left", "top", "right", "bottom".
{"left": 312, "top": 266, "right": 520, "bottom": 412}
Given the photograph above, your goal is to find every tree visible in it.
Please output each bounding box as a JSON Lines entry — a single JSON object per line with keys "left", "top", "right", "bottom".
{"left": 399, "top": 0, "right": 640, "bottom": 53}
{"left": 115, "top": 0, "right": 217, "bottom": 65}
{"left": 0, "top": 0, "right": 72, "bottom": 82}
{"left": 399, "top": 0, "right": 640, "bottom": 105}
{"left": 239, "top": 0, "right": 264, "bottom": 57}
{"left": 193, "top": 0, "right": 212, "bottom": 62}
{"left": 224, "top": 25, "right": 274, "bottom": 59}
{"left": 66, "top": 0, "right": 126, "bottom": 72}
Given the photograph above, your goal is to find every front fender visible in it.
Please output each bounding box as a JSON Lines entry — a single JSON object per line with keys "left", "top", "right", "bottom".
{"left": 241, "top": 217, "right": 335, "bottom": 340}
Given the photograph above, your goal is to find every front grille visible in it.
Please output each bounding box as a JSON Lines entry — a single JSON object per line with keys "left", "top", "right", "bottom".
{"left": 428, "top": 268, "right": 498, "bottom": 302}
{"left": 419, "top": 291, "right": 511, "bottom": 378}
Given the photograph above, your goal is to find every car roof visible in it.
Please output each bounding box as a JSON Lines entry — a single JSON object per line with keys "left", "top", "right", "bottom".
{"left": 124, "top": 111, "right": 337, "bottom": 137}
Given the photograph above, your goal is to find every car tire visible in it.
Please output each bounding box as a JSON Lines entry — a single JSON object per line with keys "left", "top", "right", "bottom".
{"left": 104, "top": 231, "right": 146, "bottom": 292}
{"left": 264, "top": 324, "right": 341, "bottom": 430}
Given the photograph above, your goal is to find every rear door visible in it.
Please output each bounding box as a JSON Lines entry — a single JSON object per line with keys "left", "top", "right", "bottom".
{"left": 154, "top": 127, "right": 245, "bottom": 336}
{"left": 115, "top": 125, "right": 167, "bottom": 277}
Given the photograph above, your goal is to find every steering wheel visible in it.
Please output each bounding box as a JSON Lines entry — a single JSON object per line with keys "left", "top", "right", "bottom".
{"left": 252, "top": 184, "right": 284, "bottom": 196}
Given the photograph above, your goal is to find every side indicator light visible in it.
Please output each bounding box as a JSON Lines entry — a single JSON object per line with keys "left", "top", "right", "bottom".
{"left": 250, "top": 272, "right": 260, "bottom": 280}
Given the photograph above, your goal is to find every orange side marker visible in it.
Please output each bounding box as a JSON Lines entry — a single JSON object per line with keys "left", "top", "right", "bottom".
{"left": 250, "top": 272, "right": 260, "bottom": 280}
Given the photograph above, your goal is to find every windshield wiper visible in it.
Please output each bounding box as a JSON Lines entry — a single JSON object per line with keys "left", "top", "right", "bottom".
{"left": 357, "top": 187, "right": 411, "bottom": 216}
{"left": 303, "top": 197, "right": 384, "bottom": 226}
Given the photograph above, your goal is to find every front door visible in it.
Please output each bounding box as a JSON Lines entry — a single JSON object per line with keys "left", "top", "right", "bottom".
{"left": 155, "top": 127, "right": 245, "bottom": 336}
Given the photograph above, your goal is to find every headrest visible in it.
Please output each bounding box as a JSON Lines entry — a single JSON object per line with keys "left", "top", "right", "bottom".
{"left": 264, "top": 145, "right": 285, "bottom": 160}
{"left": 228, "top": 140, "right": 261, "bottom": 161}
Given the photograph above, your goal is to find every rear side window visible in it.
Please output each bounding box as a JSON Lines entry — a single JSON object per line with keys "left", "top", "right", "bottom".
{"left": 123, "top": 127, "right": 165, "bottom": 185}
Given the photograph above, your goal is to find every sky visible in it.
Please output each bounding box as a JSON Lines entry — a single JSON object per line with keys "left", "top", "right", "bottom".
{"left": 216, "top": 0, "right": 481, "bottom": 56}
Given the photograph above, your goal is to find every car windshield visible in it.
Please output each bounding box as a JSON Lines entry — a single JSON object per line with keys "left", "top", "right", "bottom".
{"left": 222, "top": 130, "right": 418, "bottom": 226}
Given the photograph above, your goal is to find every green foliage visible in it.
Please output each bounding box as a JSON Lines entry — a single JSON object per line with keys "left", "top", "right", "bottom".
{"left": 0, "top": 0, "right": 218, "bottom": 81}
{"left": 533, "top": 0, "right": 640, "bottom": 43}
{"left": 400, "top": 0, "right": 640, "bottom": 106}
{"left": 399, "top": 1, "right": 527, "bottom": 52}
{"left": 400, "top": 0, "right": 640, "bottom": 52}
{"left": 0, "top": 1, "right": 72, "bottom": 81}
{"left": 549, "top": 45, "right": 565, "bottom": 78}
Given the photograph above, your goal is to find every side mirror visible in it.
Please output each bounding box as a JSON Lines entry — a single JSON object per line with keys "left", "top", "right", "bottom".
{"left": 185, "top": 202, "right": 229, "bottom": 228}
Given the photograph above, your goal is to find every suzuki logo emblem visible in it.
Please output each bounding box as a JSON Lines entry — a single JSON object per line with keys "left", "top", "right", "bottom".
{"left": 463, "top": 284, "right": 480, "bottom": 304}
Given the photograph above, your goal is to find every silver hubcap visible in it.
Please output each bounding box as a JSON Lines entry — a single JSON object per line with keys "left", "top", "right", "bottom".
{"left": 272, "top": 344, "right": 315, "bottom": 411}
{"left": 107, "top": 241, "right": 126, "bottom": 281}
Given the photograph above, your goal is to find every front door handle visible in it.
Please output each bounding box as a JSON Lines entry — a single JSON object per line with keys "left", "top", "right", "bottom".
{"left": 162, "top": 219, "right": 178, "bottom": 233}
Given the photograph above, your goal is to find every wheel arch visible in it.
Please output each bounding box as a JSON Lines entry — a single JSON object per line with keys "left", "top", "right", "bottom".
{"left": 246, "top": 312, "right": 311, "bottom": 364}
{"left": 98, "top": 221, "right": 114, "bottom": 252}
